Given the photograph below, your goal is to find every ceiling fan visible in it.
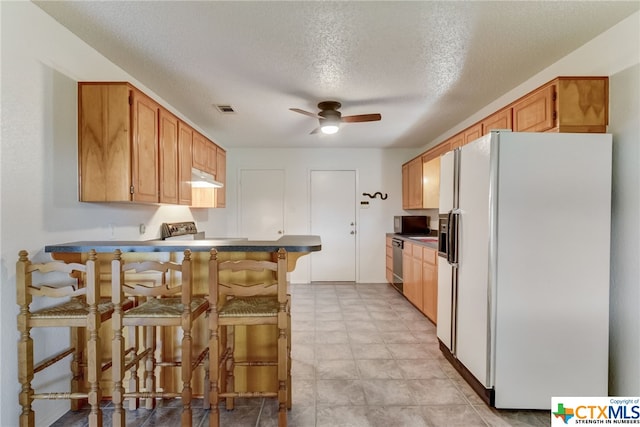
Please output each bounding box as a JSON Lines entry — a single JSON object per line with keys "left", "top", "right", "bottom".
{"left": 290, "top": 101, "right": 381, "bottom": 135}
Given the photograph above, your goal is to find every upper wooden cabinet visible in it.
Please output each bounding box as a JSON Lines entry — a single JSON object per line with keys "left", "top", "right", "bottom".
{"left": 481, "top": 108, "right": 513, "bottom": 134}
{"left": 449, "top": 133, "right": 464, "bottom": 150}
{"left": 402, "top": 157, "right": 423, "bottom": 209}
{"left": 463, "top": 123, "right": 482, "bottom": 146}
{"left": 192, "top": 124, "right": 226, "bottom": 208}
{"left": 79, "top": 82, "right": 161, "bottom": 202}
{"left": 215, "top": 148, "right": 226, "bottom": 208}
{"left": 177, "top": 121, "right": 193, "bottom": 206}
{"left": 513, "top": 77, "right": 608, "bottom": 133}
{"left": 159, "top": 108, "right": 179, "bottom": 204}
{"left": 78, "top": 82, "right": 226, "bottom": 207}
{"left": 512, "top": 84, "right": 555, "bottom": 132}
{"left": 192, "top": 132, "right": 214, "bottom": 174}
{"left": 422, "top": 156, "right": 440, "bottom": 209}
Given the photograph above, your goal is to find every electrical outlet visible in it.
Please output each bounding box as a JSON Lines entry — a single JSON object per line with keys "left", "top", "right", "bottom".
{"left": 139, "top": 223, "right": 146, "bottom": 235}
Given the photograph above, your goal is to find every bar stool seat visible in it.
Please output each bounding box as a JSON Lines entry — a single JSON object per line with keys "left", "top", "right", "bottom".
{"left": 111, "top": 249, "right": 210, "bottom": 427}
{"left": 209, "top": 248, "right": 290, "bottom": 427}
{"left": 16, "top": 249, "right": 107, "bottom": 427}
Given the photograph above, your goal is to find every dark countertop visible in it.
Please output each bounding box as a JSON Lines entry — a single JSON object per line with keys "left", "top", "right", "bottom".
{"left": 45, "top": 235, "right": 322, "bottom": 254}
{"left": 386, "top": 233, "right": 439, "bottom": 250}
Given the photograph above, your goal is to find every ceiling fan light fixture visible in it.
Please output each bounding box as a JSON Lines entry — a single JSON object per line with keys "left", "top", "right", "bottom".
{"left": 320, "top": 123, "right": 340, "bottom": 135}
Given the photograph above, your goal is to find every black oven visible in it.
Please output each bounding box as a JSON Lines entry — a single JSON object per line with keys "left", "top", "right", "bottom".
{"left": 391, "top": 237, "right": 404, "bottom": 292}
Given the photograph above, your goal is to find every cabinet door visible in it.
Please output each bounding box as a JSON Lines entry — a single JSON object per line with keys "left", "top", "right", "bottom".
{"left": 385, "top": 238, "right": 393, "bottom": 284}
{"left": 401, "top": 164, "right": 410, "bottom": 209}
{"left": 206, "top": 141, "right": 217, "bottom": 176}
{"left": 481, "top": 108, "right": 512, "bottom": 134}
{"left": 410, "top": 245, "right": 424, "bottom": 310}
{"left": 463, "top": 123, "right": 483, "bottom": 145}
{"left": 178, "top": 121, "right": 193, "bottom": 205}
{"left": 131, "top": 89, "right": 160, "bottom": 203}
{"left": 422, "top": 156, "right": 440, "bottom": 209}
{"left": 159, "top": 108, "right": 179, "bottom": 204}
{"left": 78, "top": 83, "right": 131, "bottom": 201}
{"left": 215, "top": 148, "right": 226, "bottom": 208}
{"left": 512, "top": 84, "right": 555, "bottom": 132}
{"left": 449, "top": 132, "right": 464, "bottom": 150}
{"left": 192, "top": 132, "right": 208, "bottom": 172}
{"left": 408, "top": 158, "right": 423, "bottom": 209}
{"left": 556, "top": 77, "right": 608, "bottom": 132}
{"left": 422, "top": 247, "right": 438, "bottom": 323}
{"left": 402, "top": 246, "right": 413, "bottom": 301}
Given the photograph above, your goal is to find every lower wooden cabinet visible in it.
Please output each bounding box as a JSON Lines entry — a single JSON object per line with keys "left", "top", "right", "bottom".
{"left": 401, "top": 241, "right": 438, "bottom": 323}
{"left": 385, "top": 237, "right": 393, "bottom": 284}
{"left": 421, "top": 246, "right": 438, "bottom": 323}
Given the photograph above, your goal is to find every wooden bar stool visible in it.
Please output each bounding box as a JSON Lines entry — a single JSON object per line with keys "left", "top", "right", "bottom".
{"left": 110, "top": 249, "right": 210, "bottom": 427}
{"left": 16, "top": 249, "right": 109, "bottom": 427}
{"left": 208, "top": 248, "right": 290, "bottom": 427}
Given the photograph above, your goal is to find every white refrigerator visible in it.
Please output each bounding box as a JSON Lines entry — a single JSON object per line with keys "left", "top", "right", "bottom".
{"left": 436, "top": 130, "right": 612, "bottom": 409}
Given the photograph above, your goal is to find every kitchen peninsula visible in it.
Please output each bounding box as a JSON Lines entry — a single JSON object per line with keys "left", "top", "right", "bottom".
{"left": 46, "top": 234, "right": 321, "bottom": 273}
{"left": 42, "top": 235, "right": 321, "bottom": 397}
{"left": 45, "top": 235, "right": 321, "bottom": 258}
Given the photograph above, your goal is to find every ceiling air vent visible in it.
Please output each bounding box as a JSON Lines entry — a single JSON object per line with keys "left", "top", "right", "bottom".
{"left": 215, "top": 104, "right": 236, "bottom": 114}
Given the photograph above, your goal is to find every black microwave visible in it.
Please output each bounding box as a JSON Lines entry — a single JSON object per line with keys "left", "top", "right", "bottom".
{"left": 394, "top": 216, "right": 429, "bottom": 235}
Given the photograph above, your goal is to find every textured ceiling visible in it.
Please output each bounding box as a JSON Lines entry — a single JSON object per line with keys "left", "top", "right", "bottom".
{"left": 35, "top": 1, "right": 639, "bottom": 149}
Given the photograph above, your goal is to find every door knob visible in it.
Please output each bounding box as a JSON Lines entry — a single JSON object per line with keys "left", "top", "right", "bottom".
{"left": 278, "top": 230, "right": 283, "bottom": 234}
{"left": 350, "top": 231, "right": 355, "bottom": 235}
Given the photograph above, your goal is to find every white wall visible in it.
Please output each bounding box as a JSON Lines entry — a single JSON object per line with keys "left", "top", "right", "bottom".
{"left": 608, "top": 63, "right": 640, "bottom": 396}
{"left": 225, "top": 148, "right": 415, "bottom": 284}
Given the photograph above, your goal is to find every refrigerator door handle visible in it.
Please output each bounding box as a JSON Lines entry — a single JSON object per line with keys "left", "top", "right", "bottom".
{"left": 449, "top": 209, "right": 460, "bottom": 266}
{"left": 447, "top": 210, "right": 454, "bottom": 265}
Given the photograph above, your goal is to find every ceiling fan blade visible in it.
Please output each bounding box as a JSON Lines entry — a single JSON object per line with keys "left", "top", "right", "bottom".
{"left": 341, "top": 113, "right": 382, "bottom": 123}
{"left": 290, "top": 108, "right": 321, "bottom": 119}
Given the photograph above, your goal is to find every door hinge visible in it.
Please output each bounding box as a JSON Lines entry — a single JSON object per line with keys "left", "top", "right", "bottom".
{"left": 553, "top": 111, "right": 557, "bottom": 121}
{"left": 130, "top": 185, "right": 135, "bottom": 194}
{"left": 129, "top": 94, "right": 133, "bottom": 105}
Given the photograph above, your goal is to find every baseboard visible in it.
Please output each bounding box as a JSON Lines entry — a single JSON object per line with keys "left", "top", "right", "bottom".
{"left": 438, "top": 339, "right": 495, "bottom": 407}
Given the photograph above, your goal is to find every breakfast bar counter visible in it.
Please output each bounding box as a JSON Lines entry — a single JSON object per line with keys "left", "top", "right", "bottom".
{"left": 45, "top": 234, "right": 321, "bottom": 254}
{"left": 45, "top": 234, "right": 321, "bottom": 271}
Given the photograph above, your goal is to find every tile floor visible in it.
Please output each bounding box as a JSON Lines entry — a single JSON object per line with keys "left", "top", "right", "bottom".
{"left": 52, "top": 282, "right": 550, "bottom": 426}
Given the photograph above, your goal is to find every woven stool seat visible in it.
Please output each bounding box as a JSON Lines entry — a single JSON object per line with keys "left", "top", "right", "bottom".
{"left": 31, "top": 297, "right": 114, "bottom": 320}
{"left": 219, "top": 295, "right": 279, "bottom": 318}
{"left": 123, "top": 296, "right": 208, "bottom": 318}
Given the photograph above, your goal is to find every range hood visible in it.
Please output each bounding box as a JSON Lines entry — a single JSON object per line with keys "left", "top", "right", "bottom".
{"left": 191, "top": 168, "right": 223, "bottom": 188}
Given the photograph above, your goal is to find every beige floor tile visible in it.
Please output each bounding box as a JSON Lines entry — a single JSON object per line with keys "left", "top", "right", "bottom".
{"left": 53, "top": 282, "right": 552, "bottom": 426}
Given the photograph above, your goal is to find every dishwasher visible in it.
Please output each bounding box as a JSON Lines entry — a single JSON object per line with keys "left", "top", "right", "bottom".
{"left": 391, "top": 237, "right": 404, "bottom": 293}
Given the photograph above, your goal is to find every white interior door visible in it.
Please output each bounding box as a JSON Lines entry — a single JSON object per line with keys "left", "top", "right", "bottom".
{"left": 310, "top": 170, "right": 356, "bottom": 282}
{"left": 239, "top": 169, "right": 285, "bottom": 240}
